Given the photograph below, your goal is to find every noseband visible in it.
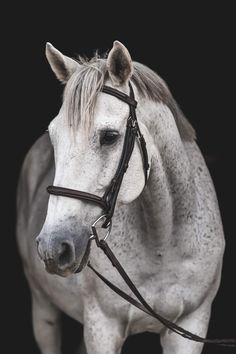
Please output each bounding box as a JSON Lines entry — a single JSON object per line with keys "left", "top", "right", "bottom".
{"left": 46, "top": 82, "right": 236, "bottom": 347}
{"left": 47, "top": 82, "right": 149, "bottom": 227}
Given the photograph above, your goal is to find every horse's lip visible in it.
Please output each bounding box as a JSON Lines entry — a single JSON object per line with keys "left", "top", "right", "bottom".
{"left": 44, "top": 258, "right": 58, "bottom": 274}
{"left": 44, "top": 258, "right": 88, "bottom": 277}
{"left": 44, "top": 260, "right": 75, "bottom": 277}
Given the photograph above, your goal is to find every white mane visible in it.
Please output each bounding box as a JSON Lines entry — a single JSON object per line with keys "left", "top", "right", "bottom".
{"left": 63, "top": 55, "right": 196, "bottom": 140}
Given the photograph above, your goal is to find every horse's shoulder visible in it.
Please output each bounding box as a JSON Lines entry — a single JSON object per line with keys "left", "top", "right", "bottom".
{"left": 177, "top": 142, "right": 225, "bottom": 256}
{"left": 186, "top": 142, "right": 221, "bottom": 208}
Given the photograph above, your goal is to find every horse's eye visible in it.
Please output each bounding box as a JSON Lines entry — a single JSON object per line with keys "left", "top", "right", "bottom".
{"left": 100, "top": 131, "right": 119, "bottom": 146}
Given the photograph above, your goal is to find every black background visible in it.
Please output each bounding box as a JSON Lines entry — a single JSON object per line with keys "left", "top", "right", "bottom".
{"left": 4, "top": 3, "right": 235, "bottom": 354}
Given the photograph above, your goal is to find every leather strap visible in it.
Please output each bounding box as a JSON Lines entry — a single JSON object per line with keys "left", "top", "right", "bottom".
{"left": 88, "top": 239, "right": 236, "bottom": 347}
{"left": 102, "top": 83, "right": 149, "bottom": 224}
{"left": 102, "top": 115, "right": 137, "bottom": 223}
{"left": 128, "top": 83, "right": 149, "bottom": 183}
{"left": 102, "top": 85, "right": 137, "bottom": 107}
{"left": 47, "top": 186, "right": 108, "bottom": 210}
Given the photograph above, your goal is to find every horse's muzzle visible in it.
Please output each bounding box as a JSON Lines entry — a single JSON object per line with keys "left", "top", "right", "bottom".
{"left": 36, "top": 226, "right": 90, "bottom": 276}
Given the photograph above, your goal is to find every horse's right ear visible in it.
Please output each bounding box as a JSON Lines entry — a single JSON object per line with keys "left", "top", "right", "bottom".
{"left": 45, "top": 43, "right": 79, "bottom": 83}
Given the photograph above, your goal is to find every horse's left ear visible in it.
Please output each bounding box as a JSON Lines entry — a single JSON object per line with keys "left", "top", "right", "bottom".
{"left": 45, "top": 42, "right": 79, "bottom": 83}
{"left": 107, "top": 41, "right": 133, "bottom": 86}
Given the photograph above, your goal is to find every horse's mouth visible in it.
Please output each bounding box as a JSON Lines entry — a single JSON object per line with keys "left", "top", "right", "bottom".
{"left": 44, "top": 259, "right": 76, "bottom": 277}
{"left": 43, "top": 241, "right": 91, "bottom": 277}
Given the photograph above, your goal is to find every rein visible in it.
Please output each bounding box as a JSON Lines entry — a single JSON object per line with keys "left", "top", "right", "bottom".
{"left": 88, "top": 218, "right": 236, "bottom": 347}
{"left": 47, "top": 83, "right": 236, "bottom": 347}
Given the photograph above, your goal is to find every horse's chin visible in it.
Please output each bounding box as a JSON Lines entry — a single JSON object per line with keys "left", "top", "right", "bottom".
{"left": 55, "top": 269, "right": 75, "bottom": 277}
{"left": 45, "top": 260, "right": 89, "bottom": 277}
{"left": 44, "top": 262, "right": 78, "bottom": 277}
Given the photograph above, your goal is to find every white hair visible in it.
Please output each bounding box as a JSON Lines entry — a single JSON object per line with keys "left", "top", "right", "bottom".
{"left": 63, "top": 54, "right": 196, "bottom": 141}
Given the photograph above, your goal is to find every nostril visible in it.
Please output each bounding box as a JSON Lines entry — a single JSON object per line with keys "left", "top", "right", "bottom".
{"left": 58, "top": 242, "right": 74, "bottom": 267}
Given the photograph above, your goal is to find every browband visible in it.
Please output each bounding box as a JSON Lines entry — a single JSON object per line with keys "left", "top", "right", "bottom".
{"left": 102, "top": 85, "right": 137, "bottom": 107}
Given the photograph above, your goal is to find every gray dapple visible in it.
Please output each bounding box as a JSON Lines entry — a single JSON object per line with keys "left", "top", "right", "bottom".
{"left": 16, "top": 41, "right": 225, "bottom": 354}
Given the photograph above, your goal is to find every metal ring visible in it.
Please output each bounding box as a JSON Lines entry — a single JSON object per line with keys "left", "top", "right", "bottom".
{"left": 92, "top": 214, "right": 109, "bottom": 227}
{"left": 90, "top": 214, "right": 112, "bottom": 242}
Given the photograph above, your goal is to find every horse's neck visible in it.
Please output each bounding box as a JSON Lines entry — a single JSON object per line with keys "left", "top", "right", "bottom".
{"left": 128, "top": 102, "right": 196, "bottom": 249}
{"left": 142, "top": 142, "right": 195, "bottom": 243}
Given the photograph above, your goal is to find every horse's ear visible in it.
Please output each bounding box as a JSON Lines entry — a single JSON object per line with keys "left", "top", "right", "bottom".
{"left": 45, "top": 42, "right": 79, "bottom": 83}
{"left": 107, "top": 41, "right": 133, "bottom": 86}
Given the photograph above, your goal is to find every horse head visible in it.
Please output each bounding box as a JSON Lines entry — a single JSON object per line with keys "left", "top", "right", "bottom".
{"left": 36, "top": 41, "right": 152, "bottom": 276}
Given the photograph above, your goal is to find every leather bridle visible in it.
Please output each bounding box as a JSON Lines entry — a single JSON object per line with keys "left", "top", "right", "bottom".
{"left": 47, "top": 82, "right": 149, "bottom": 228}
{"left": 46, "top": 82, "right": 236, "bottom": 347}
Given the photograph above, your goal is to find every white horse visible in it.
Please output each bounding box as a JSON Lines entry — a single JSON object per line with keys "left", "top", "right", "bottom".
{"left": 16, "top": 40, "right": 225, "bottom": 354}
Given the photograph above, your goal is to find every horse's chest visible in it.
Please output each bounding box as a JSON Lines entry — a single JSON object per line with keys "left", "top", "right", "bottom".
{"left": 92, "top": 265, "right": 185, "bottom": 335}
{"left": 127, "top": 275, "right": 185, "bottom": 334}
